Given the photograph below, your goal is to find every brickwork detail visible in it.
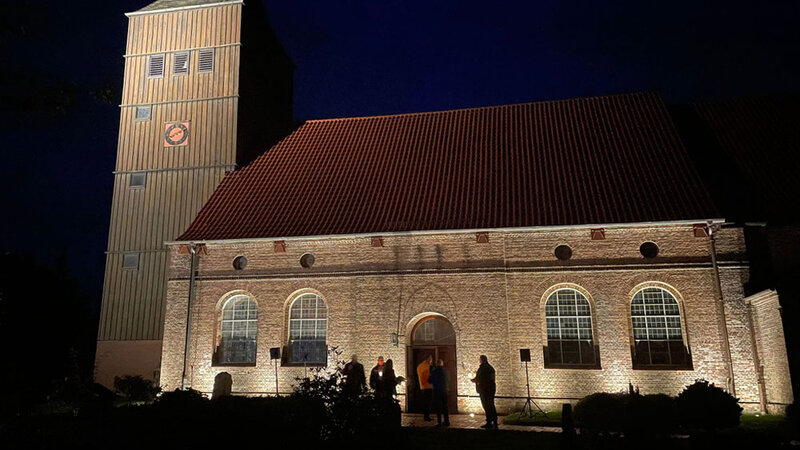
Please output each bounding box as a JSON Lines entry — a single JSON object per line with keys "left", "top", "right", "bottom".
{"left": 747, "top": 290, "right": 795, "bottom": 413}
{"left": 159, "top": 224, "right": 793, "bottom": 413}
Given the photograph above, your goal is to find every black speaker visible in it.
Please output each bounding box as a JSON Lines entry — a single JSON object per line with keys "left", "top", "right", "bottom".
{"left": 519, "top": 348, "right": 531, "bottom": 362}
{"left": 270, "top": 347, "right": 281, "bottom": 360}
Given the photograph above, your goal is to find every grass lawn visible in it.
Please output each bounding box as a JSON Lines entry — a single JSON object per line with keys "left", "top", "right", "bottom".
{"left": 501, "top": 410, "right": 562, "bottom": 426}
{"left": 722, "top": 413, "right": 799, "bottom": 440}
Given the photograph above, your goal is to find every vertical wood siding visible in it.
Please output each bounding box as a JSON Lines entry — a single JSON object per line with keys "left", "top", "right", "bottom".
{"left": 98, "top": 4, "right": 242, "bottom": 341}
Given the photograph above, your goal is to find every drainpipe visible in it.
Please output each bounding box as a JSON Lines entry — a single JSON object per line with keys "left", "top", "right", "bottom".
{"left": 708, "top": 223, "right": 736, "bottom": 396}
{"left": 745, "top": 301, "right": 768, "bottom": 413}
{"left": 181, "top": 244, "right": 198, "bottom": 390}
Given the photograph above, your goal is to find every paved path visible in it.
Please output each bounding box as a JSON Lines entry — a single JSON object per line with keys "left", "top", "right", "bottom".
{"left": 402, "top": 414, "right": 562, "bottom": 433}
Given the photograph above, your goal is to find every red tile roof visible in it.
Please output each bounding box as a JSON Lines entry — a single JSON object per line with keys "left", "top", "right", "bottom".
{"left": 178, "top": 92, "right": 718, "bottom": 241}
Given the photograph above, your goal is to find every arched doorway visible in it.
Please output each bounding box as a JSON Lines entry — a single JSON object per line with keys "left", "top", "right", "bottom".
{"left": 406, "top": 316, "right": 458, "bottom": 413}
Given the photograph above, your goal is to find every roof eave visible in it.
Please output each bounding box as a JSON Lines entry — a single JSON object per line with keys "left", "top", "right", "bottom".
{"left": 126, "top": 0, "right": 244, "bottom": 17}
{"left": 167, "top": 218, "right": 727, "bottom": 246}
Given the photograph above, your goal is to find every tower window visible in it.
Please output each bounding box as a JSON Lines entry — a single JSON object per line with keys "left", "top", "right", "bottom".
{"left": 198, "top": 48, "right": 214, "bottom": 73}
{"left": 135, "top": 106, "right": 151, "bottom": 121}
{"left": 122, "top": 253, "right": 140, "bottom": 270}
{"left": 147, "top": 54, "right": 165, "bottom": 78}
{"left": 129, "top": 173, "right": 146, "bottom": 188}
{"left": 173, "top": 52, "right": 189, "bottom": 76}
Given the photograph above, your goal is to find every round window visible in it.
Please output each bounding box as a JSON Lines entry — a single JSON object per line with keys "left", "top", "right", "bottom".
{"left": 300, "top": 253, "right": 315, "bottom": 269}
{"left": 640, "top": 242, "right": 659, "bottom": 259}
{"left": 232, "top": 256, "right": 248, "bottom": 270}
{"left": 554, "top": 244, "right": 573, "bottom": 260}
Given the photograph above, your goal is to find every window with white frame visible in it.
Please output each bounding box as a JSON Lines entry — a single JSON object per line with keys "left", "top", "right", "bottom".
{"left": 287, "top": 293, "right": 327, "bottom": 364}
{"left": 216, "top": 295, "right": 258, "bottom": 365}
{"left": 544, "top": 288, "right": 597, "bottom": 367}
{"left": 631, "top": 287, "right": 690, "bottom": 368}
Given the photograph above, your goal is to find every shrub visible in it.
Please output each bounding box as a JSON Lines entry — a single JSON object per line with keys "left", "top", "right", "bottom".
{"left": 623, "top": 393, "right": 676, "bottom": 438}
{"left": 113, "top": 375, "right": 160, "bottom": 405}
{"left": 575, "top": 391, "right": 678, "bottom": 438}
{"left": 154, "top": 388, "right": 208, "bottom": 411}
{"left": 290, "top": 347, "right": 400, "bottom": 441}
{"left": 675, "top": 379, "right": 742, "bottom": 432}
{"left": 574, "top": 392, "right": 626, "bottom": 435}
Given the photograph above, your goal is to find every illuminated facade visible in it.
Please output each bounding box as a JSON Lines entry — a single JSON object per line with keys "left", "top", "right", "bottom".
{"left": 100, "top": 1, "right": 793, "bottom": 415}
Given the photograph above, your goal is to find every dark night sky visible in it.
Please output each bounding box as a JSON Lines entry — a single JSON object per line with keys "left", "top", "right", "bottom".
{"left": 0, "top": 0, "right": 798, "bottom": 314}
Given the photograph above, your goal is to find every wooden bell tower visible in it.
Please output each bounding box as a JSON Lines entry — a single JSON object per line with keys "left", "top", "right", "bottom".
{"left": 95, "top": 0, "right": 293, "bottom": 387}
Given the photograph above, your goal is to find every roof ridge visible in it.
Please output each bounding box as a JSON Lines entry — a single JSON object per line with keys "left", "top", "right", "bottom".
{"left": 304, "top": 91, "right": 657, "bottom": 123}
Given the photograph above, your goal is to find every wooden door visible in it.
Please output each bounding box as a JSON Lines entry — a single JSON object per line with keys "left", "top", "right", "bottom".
{"left": 406, "top": 316, "right": 458, "bottom": 413}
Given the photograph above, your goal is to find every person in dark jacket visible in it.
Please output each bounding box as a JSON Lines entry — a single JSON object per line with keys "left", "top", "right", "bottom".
{"left": 429, "top": 358, "right": 450, "bottom": 426}
{"left": 471, "top": 354, "right": 497, "bottom": 429}
{"left": 371, "top": 357, "right": 403, "bottom": 400}
{"left": 383, "top": 359, "right": 400, "bottom": 398}
{"left": 369, "top": 356, "right": 385, "bottom": 392}
{"left": 342, "top": 354, "right": 366, "bottom": 395}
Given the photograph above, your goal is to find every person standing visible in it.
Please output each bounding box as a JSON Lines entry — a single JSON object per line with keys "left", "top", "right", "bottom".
{"left": 416, "top": 355, "right": 434, "bottom": 421}
{"left": 383, "top": 359, "right": 400, "bottom": 398}
{"left": 429, "top": 358, "right": 450, "bottom": 426}
{"left": 343, "top": 354, "right": 366, "bottom": 395}
{"left": 471, "top": 354, "right": 498, "bottom": 429}
{"left": 369, "top": 356, "right": 386, "bottom": 393}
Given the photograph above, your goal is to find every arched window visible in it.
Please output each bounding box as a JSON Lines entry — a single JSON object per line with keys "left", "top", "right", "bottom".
{"left": 544, "top": 288, "right": 598, "bottom": 367}
{"left": 630, "top": 287, "right": 690, "bottom": 368}
{"left": 287, "top": 293, "right": 328, "bottom": 364}
{"left": 216, "top": 295, "right": 258, "bottom": 365}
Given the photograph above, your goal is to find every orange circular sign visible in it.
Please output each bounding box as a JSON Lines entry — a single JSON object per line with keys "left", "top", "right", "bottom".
{"left": 164, "top": 122, "right": 190, "bottom": 146}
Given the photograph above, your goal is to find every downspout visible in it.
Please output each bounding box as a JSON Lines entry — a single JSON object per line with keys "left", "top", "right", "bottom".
{"left": 745, "top": 301, "right": 768, "bottom": 413}
{"left": 181, "top": 244, "right": 198, "bottom": 390}
{"left": 708, "top": 223, "right": 736, "bottom": 396}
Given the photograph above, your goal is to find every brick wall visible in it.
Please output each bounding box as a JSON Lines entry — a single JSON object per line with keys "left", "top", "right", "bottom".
{"left": 159, "top": 223, "right": 793, "bottom": 413}
{"left": 747, "top": 290, "right": 795, "bottom": 413}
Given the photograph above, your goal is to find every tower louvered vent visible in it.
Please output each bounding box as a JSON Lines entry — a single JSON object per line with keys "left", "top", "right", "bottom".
{"left": 148, "top": 54, "right": 165, "bottom": 78}
{"left": 173, "top": 52, "right": 189, "bottom": 75}
{"left": 198, "top": 48, "right": 214, "bottom": 73}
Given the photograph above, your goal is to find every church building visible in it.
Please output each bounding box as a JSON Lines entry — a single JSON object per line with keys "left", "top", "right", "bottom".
{"left": 97, "top": 0, "right": 793, "bottom": 415}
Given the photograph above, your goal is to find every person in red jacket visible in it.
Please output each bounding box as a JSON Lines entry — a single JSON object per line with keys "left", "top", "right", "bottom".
{"left": 417, "top": 355, "right": 434, "bottom": 421}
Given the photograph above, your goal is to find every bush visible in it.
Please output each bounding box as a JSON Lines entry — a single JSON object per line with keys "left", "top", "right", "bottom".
{"left": 290, "top": 347, "right": 400, "bottom": 441}
{"left": 624, "top": 393, "right": 676, "bottom": 438}
{"left": 675, "top": 379, "right": 742, "bottom": 432}
{"left": 113, "top": 375, "right": 160, "bottom": 405}
{"left": 154, "top": 388, "right": 208, "bottom": 411}
{"left": 574, "top": 392, "right": 626, "bottom": 435}
{"left": 575, "top": 391, "right": 678, "bottom": 438}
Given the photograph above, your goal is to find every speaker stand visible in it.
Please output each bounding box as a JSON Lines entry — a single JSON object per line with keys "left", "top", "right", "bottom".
{"left": 521, "top": 361, "right": 547, "bottom": 418}
{"left": 274, "top": 358, "right": 280, "bottom": 397}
